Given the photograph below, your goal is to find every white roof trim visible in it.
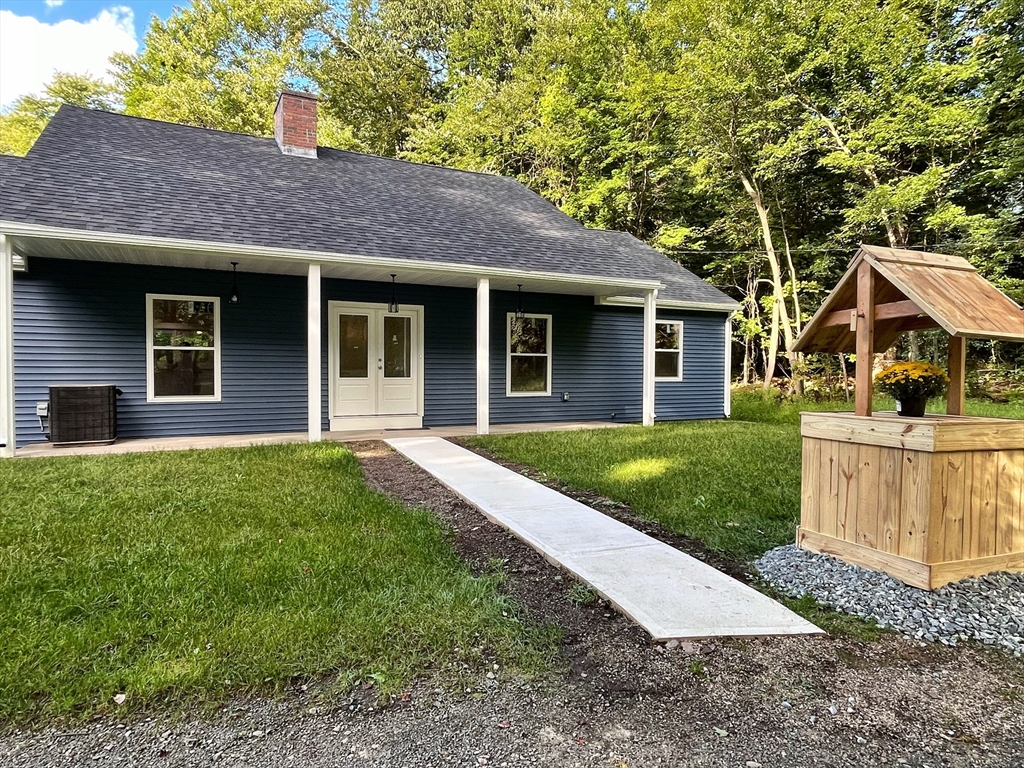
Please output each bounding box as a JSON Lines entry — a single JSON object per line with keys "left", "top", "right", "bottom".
{"left": 1, "top": 220, "right": 664, "bottom": 294}
{"left": 595, "top": 294, "right": 738, "bottom": 313}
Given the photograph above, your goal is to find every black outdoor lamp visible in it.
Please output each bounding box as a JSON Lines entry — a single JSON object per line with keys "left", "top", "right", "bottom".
{"left": 228, "top": 262, "right": 240, "bottom": 305}
{"left": 388, "top": 274, "right": 400, "bottom": 313}
{"left": 515, "top": 284, "right": 525, "bottom": 320}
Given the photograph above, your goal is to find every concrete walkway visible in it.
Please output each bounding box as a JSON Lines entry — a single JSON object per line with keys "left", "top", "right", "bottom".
{"left": 387, "top": 437, "right": 822, "bottom": 641}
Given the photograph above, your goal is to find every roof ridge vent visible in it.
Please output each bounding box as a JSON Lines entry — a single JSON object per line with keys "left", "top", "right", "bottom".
{"left": 274, "top": 90, "right": 318, "bottom": 158}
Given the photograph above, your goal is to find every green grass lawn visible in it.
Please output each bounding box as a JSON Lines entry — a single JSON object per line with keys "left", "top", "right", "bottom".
{"left": 0, "top": 443, "right": 553, "bottom": 721}
{"left": 469, "top": 393, "right": 1023, "bottom": 563}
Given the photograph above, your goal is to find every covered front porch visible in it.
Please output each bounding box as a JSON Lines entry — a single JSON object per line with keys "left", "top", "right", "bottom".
{"left": 0, "top": 225, "right": 688, "bottom": 456}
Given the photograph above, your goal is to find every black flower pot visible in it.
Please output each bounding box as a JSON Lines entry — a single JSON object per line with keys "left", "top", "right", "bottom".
{"left": 895, "top": 395, "right": 927, "bottom": 418}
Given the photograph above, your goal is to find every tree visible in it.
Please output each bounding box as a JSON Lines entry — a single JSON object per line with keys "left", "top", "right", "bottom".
{"left": 114, "top": 0, "right": 332, "bottom": 137}
{"left": 312, "top": 0, "right": 451, "bottom": 156}
{"left": 0, "top": 73, "right": 119, "bottom": 156}
{"left": 407, "top": 0, "right": 695, "bottom": 239}
{"left": 786, "top": 0, "right": 990, "bottom": 250}
{"left": 650, "top": 0, "right": 810, "bottom": 390}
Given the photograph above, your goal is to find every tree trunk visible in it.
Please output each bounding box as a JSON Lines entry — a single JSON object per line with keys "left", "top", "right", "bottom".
{"left": 742, "top": 266, "right": 759, "bottom": 384}
{"left": 739, "top": 171, "right": 798, "bottom": 392}
{"left": 908, "top": 330, "right": 920, "bottom": 361}
{"left": 764, "top": 296, "right": 781, "bottom": 391}
{"left": 839, "top": 353, "right": 851, "bottom": 402}
{"left": 782, "top": 227, "right": 804, "bottom": 395}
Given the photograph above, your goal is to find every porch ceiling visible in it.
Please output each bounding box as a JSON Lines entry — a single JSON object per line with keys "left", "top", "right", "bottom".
{"left": 8, "top": 231, "right": 658, "bottom": 298}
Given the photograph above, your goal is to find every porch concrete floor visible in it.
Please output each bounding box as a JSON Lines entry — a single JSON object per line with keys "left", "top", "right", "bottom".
{"left": 13, "top": 420, "right": 625, "bottom": 458}
{"left": 387, "top": 436, "right": 824, "bottom": 642}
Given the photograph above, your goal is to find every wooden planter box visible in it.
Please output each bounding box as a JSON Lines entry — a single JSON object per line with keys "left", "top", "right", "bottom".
{"left": 798, "top": 412, "right": 1024, "bottom": 589}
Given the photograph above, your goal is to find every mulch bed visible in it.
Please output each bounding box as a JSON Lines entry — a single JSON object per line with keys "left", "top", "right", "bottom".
{"left": 352, "top": 440, "right": 664, "bottom": 698}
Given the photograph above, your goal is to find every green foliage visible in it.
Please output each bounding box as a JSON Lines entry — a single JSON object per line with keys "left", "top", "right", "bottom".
{"left": 0, "top": 73, "right": 118, "bottom": 155}
{"left": 114, "top": 0, "right": 332, "bottom": 136}
{"left": 567, "top": 582, "right": 598, "bottom": 607}
{"left": 0, "top": 443, "right": 555, "bottom": 721}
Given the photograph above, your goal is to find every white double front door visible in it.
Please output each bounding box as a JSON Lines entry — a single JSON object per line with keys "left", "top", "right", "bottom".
{"left": 328, "top": 301, "right": 423, "bottom": 430}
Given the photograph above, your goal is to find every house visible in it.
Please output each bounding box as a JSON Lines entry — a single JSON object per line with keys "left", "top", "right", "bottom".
{"left": 0, "top": 92, "right": 738, "bottom": 455}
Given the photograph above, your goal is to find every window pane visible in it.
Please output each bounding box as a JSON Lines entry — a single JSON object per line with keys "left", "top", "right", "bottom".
{"left": 510, "top": 317, "right": 548, "bottom": 354}
{"left": 655, "top": 350, "right": 679, "bottom": 379}
{"left": 339, "top": 314, "right": 369, "bottom": 378}
{"left": 383, "top": 316, "right": 411, "bottom": 378}
{"left": 656, "top": 323, "right": 679, "bottom": 351}
{"left": 152, "top": 299, "right": 215, "bottom": 347}
{"left": 153, "top": 349, "right": 216, "bottom": 397}
{"left": 510, "top": 355, "right": 548, "bottom": 393}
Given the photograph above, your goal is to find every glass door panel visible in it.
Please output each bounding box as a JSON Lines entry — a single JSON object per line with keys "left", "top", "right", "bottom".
{"left": 383, "top": 316, "right": 411, "bottom": 378}
{"left": 339, "top": 314, "right": 369, "bottom": 378}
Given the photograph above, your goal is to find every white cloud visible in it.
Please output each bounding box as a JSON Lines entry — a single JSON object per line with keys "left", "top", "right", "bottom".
{"left": 0, "top": 6, "right": 138, "bottom": 107}
{"left": 45, "top": 1, "right": 67, "bottom": 9}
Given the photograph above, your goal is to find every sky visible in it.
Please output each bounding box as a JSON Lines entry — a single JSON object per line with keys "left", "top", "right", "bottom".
{"left": 0, "top": 0, "right": 186, "bottom": 107}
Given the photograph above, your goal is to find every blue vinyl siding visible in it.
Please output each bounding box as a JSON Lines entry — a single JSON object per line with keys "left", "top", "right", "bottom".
{"left": 487, "top": 296, "right": 726, "bottom": 423}
{"left": 654, "top": 310, "right": 728, "bottom": 420}
{"left": 489, "top": 293, "right": 643, "bottom": 423}
{"left": 12, "top": 260, "right": 727, "bottom": 447}
{"left": 13, "top": 258, "right": 307, "bottom": 447}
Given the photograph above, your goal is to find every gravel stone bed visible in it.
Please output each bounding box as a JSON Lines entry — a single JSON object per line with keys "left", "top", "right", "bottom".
{"left": 755, "top": 545, "right": 1024, "bottom": 657}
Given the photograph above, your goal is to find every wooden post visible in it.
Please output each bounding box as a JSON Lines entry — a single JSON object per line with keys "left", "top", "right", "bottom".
{"left": 855, "top": 260, "right": 874, "bottom": 416}
{"left": 947, "top": 335, "right": 966, "bottom": 416}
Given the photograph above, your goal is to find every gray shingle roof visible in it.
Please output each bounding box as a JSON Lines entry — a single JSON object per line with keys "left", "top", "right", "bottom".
{"left": 1, "top": 106, "right": 735, "bottom": 308}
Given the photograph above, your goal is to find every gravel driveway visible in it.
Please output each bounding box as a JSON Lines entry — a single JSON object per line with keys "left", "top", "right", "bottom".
{"left": 3, "top": 442, "right": 1022, "bottom": 767}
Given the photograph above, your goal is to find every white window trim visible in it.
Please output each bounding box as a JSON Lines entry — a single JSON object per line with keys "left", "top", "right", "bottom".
{"left": 655, "top": 319, "right": 684, "bottom": 382}
{"left": 506, "top": 312, "right": 552, "bottom": 398}
{"left": 146, "top": 293, "right": 222, "bottom": 403}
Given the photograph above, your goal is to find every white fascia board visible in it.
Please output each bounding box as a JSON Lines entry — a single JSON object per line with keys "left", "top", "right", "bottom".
{"left": 595, "top": 294, "right": 739, "bottom": 313}
{"left": 0, "top": 221, "right": 663, "bottom": 294}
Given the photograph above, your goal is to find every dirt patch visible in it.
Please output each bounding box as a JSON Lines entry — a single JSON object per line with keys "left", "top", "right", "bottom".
{"left": 353, "top": 440, "right": 659, "bottom": 697}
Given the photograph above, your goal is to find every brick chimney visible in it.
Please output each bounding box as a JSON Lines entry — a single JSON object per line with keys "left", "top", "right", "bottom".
{"left": 274, "top": 91, "right": 318, "bottom": 158}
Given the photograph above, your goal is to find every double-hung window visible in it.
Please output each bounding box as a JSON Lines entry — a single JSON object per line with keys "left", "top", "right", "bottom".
{"left": 507, "top": 313, "right": 552, "bottom": 396}
{"left": 146, "top": 294, "right": 221, "bottom": 402}
{"left": 655, "top": 320, "right": 683, "bottom": 381}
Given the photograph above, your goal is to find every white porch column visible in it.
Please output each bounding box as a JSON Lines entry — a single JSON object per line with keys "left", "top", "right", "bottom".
{"left": 307, "top": 262, "right": 322, "bottom": 442}
{"left": 641, "top": 288, "right": 657, "bottom": 427}
{"left": 476, "top": 278, "right": 490, "bottom": 435}
{"left": 723, "top": 315, "right": 733, "bottom": 418}
{"left": 0, "top": 235, "right": 14, "bottom": 457}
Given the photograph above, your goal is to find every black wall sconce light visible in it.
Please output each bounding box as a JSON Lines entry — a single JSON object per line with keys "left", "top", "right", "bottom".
{"left": 388, "top": 274, "right": 400, "bottom": 314}
{"left": 228, "top": 262, "right": 240, "bottom": 305}
{"left": 515, "top": 284, "right": 525, "bottom": 320}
